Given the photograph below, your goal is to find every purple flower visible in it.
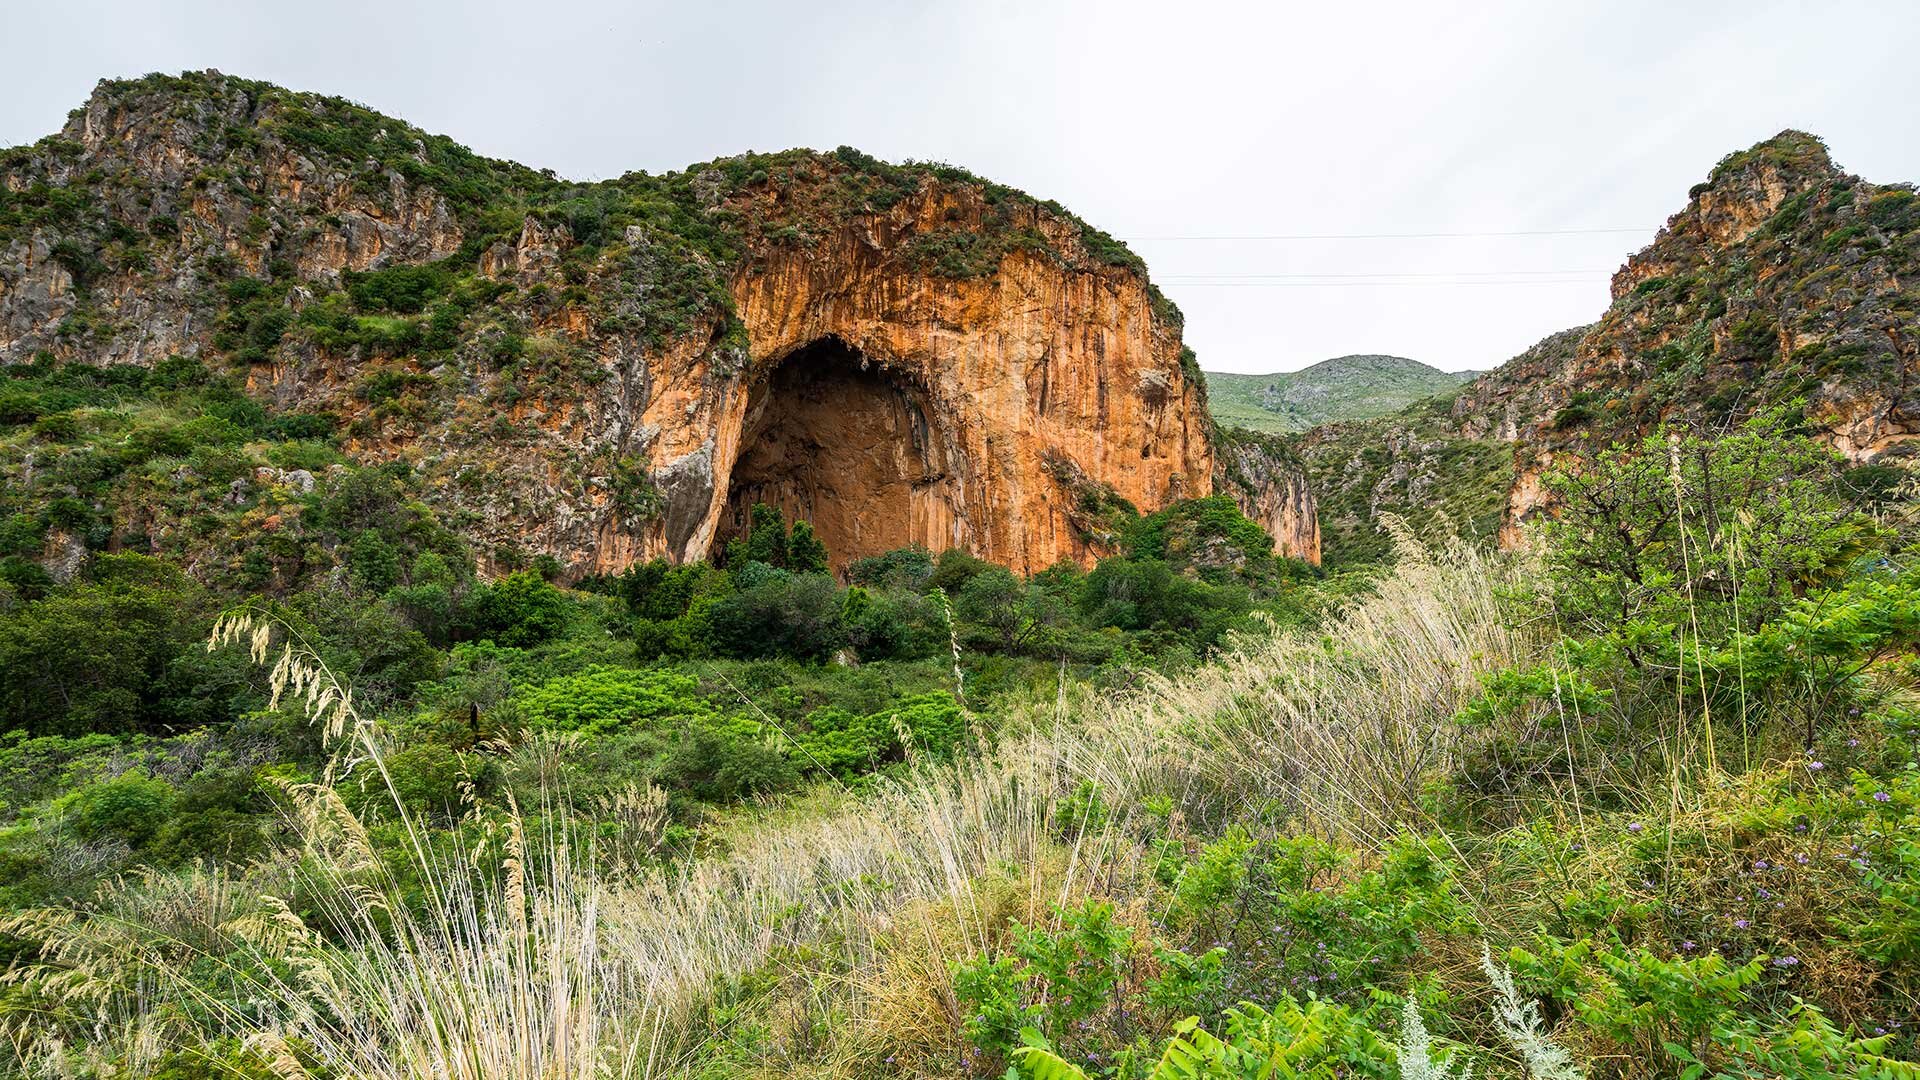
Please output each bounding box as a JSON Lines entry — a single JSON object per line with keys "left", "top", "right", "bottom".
{"left": 1628, "top": 822, "right": 1644, "bottom": 834}
{"left": 1874, "top": 791, "right": 1893, "bottom": 803}
{"left": 1807, "top": 761, "right": 1825, "bottom": 771}
{"left": 1681, "top": 940, "right": 1697, "bottom": 951}
{"left": 1772, "top": 956, "right": 1799, "bottom": 967}
{"left": 1734, "top": 918, "right": 1750, "bottom": 929}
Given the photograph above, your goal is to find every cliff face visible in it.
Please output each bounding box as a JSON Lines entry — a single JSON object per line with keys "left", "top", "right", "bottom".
{"left": 1452, "top": 130, "right": 1920, "bottom": 537}
{"left": 0, "top": 71, "right": 1235, "bottom": 578}
{"left": 1211, "top": 429, "right": 1320, "bottom": 564}
{"left": 1294, "top": 130, "right": 1919, "bottom": 563}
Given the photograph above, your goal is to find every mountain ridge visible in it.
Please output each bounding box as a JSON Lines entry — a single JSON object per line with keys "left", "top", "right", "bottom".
{"left": 1, "top": 70, "right": 1327, "bottom": 585}
{"left": 1293, "top": 129, "right": 1919, "bottom": 564}
{"left": 1206, "top": 354, "right": 1476, "bottom": 433}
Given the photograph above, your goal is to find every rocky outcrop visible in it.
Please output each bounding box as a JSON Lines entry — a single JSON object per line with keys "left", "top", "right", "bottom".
{"left": 1293, "top": 130, "right": 1919, "bottom": 563}
{"left": 1212, "top": 430, "right": 1320, "bottom": 564}
{"left": 0, "top": 71, "right": 1242, "bottom": 579}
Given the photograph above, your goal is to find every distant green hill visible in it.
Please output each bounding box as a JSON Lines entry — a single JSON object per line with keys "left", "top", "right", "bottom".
{"left": 1206, "top": 355, "right": 1476, "bottom": 433}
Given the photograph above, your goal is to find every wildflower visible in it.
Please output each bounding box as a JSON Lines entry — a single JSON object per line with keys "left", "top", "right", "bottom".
{"left": 1795, "top": 853, "right": 1809, "bottom": 864}
{"left": 1807, "top": 761, "right": 1825, "bottom": 771}
{"left": 1772, "top": 956, "right": 1799, "bottom": 967}
{"left": 1733, "top": 918, "right": 1750, "bottom": 929}
{"left": 1628, "top": 822, "right": 1644, "bottom": 833}
{"left": 1681, "top": 940, "right": 1696, "bottom": 951}
{"left": 1874, "top": 791, "right": 1892, "bottom": 803}
{"left": 1753, "top": 860, "right": 1768, "bottom": 870}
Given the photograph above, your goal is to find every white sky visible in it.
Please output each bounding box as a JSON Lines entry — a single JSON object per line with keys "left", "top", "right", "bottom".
{"left": 4, "top": 0, "right": 1916, "bottom": 373}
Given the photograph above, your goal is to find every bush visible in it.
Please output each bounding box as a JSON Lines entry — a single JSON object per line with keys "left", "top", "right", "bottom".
{"left": 511, "top": 666, "right": 713, "bottom": 735}
{"left": 64, "top": 773, "right": 176, "bottom": 848}
{"left": 707, "top": 572, "right": 845, "bottom": 661}
{"left": 466, "top": 571, "right": 570, "bottom": 648}
{"left": 654, "top": 714, "right": 795, "bottom": 800}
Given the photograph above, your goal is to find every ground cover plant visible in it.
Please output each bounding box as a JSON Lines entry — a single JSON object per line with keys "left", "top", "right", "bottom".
{"left": 0, "top": 407, "right": 1917, "bottom": 1080}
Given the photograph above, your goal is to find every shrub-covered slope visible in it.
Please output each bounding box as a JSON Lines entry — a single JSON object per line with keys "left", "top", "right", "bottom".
{"left": 1296, "top": 130, "right": 1920, "bottom": 566}
{"left": 2, "top": 70, "right": 1222, "bottom": 580}
{"left": 1207, "top": 354, "right": 1476, "bottom": 434}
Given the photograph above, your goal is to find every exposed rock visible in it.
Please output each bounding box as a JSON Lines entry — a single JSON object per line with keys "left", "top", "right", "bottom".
{"left": 0, "top": 71, "right": 1278, "bottom": 579}
{"left": 1211, "top": 429, "right": 1320, "bottom": 564}
{"left": 1299, "top": 130, "right": 1920, "bottom": 561}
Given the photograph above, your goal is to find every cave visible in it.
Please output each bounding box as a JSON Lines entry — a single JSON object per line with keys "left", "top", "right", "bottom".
{"left": 719, "top": 337, "right": 960, "bottom": 572}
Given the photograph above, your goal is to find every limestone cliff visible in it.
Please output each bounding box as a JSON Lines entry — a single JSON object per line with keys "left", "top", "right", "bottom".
{"left": 0, "top": 71, "right": 1251, "bottom": 579}
{"left": 1211, "top": 428, "right": 1320, "bottom": 565}
{"left": 1293, "top": 130, "right": 1920, "bottom": 562}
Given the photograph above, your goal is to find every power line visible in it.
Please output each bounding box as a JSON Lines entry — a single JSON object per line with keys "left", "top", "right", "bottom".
{"left": 1163, "top": 279, "right": 1605, "bottom": 288}
{"left": 1157, "top": 268, "right": 1613, "bottom": 281}
{"left": 1127, "top": 227, "right": 1653, "bottom": 241}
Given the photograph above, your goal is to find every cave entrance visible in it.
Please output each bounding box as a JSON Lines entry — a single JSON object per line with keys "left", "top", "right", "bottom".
{"left": 720, "top": 337, "right": 957, "bottom": 573}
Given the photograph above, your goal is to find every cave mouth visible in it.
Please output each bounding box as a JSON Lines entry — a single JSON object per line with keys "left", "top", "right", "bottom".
{"left": 720, "top": 337, "right": 958, "bottom": 573}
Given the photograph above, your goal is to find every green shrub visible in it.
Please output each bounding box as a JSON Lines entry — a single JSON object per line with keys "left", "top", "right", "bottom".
{"left": 466, "top": 571, "right": 570, "bottom": 648}
{"left": 64, "top": 772, "right": 176, "bottom": 847}
{"left": 512, "top": 666, "right": 712, "bottom": 735}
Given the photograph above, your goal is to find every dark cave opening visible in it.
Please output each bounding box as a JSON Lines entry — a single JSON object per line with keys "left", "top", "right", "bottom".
{"left": 720, "top": 337, "right": 956, "bottom": 572}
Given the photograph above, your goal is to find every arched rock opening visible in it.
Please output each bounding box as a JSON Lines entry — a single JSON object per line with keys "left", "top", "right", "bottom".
{"left": 719, "top": 337, "right": 964, "bottom": 572}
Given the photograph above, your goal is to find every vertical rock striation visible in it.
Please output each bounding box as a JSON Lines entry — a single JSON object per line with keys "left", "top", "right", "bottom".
{"left": 0, "top": 71, "right": 1287, "bottom": 579}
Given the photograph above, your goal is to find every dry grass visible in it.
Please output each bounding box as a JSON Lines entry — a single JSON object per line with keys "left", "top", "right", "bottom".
{"left": 5, "top": 542, "right": 1531, "bottom": 1078}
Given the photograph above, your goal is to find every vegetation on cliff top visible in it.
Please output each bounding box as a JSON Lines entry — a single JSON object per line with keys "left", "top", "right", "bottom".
{"left": 0, "top": 70, "right": 1178, "bottom": 367}
{"left": 1291, "top": 129, "right": 1920, "bottom": 571}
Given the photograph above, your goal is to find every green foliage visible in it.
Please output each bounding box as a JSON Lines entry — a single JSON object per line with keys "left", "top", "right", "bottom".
{"left": 62, "top": 772, "right": 176, "bottom": 847}
{"left": 511, "top": 666, "right": 713, "bottom": 736}
{"left": 707, "top": 571, "right": 846, "bottom": 661}
{"left": 344, "top": 263, "right": 456, "bottom": 315}
{"left": 953, "top": 898, "right": 1174, "bottom": 1067}
{"left": 792, "top": 692, "right": 965, "bottom": 778}
{"left": 1125, "top": 495, "right": 1282, "bottom": 584}
{"left": 467, "top": 571, "right": 570, "bottom": 648}
{"left": 1077, "top": 557, "right": 1252, "bottom": 650}
{"left": 727, "top": 503, "right": 790, "bottom": 570}
{"left": 1019, "top": 998, "right": 1397, "bottom": 1080}
{"left": 1542, "top": 407, "right": 1875, "bottom": 646}
{"left": 0, "top": 557, "right": 232, "bottom": 736}
{"left": 786, "top": 520, "right": 830, "bottom": 575}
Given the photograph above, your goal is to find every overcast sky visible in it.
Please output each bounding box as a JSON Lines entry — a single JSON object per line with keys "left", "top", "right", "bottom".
{"left": 4, "top": 0, "right": 1915, "bottom": 373}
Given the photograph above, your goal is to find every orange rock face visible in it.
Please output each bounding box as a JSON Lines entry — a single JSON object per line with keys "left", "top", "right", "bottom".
{"left": 652, "top": 186, "right": 1214, "bottom": 574}
{"left": 2, "top": 74, "right": 1311, "bottom": 580}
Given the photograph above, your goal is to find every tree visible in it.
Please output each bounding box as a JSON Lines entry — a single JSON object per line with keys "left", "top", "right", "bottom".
{"left": 466, "top": 570, "right": 570, "bottom": 648}
{"left": 0, "top": 557, "right": 218, "bottom": 735}
{"left": 707, "top": 572, "right": 846, "bottom": 661}
{"left": 956, "top": 565, "right": 1032, "bottom": 653}
{"left": 787, "top": 520, "right": 830, "bottom": 575}
{"left": 728, "top": 503, "right": 789, "bottom": 569}
{"left": 1541, "top": 406, "right": 1879, "bottom": 647}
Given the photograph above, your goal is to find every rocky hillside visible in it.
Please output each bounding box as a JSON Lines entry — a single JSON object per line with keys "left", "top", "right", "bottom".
{"left": 1, "top": 71, "right": 1318, "bottom": 580}
{"left": 1207, "top": 354, "right": 1474, "bottom": 433}
{"left": 1295, "top": 130, "right": 1919, "bottom": 564}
